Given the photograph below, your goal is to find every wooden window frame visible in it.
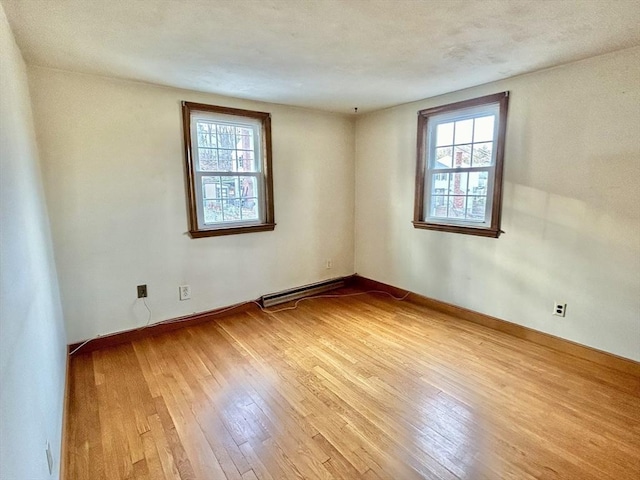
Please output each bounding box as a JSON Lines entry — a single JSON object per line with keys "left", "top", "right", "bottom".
{"left": 182, "top": 102, "right": 275, "bottom": 238}
{"left": 413, "top": 92, "right": 509, "bottom": 238}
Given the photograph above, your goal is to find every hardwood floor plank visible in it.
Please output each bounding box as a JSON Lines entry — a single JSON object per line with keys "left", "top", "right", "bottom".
{"left": 66, "top": 291, "right": 640, "bottom": 479}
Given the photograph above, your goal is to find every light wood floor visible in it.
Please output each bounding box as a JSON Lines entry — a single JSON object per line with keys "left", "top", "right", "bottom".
{"left": 66, "top": 291, "right": 640, "bottom": 480}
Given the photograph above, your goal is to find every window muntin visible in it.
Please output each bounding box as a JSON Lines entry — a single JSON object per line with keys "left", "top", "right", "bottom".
{"left": 414, "top": 92, "right": 508, "bottom": 238}
{"left": 182, "top": 102, "right": 275, "bottom": 238}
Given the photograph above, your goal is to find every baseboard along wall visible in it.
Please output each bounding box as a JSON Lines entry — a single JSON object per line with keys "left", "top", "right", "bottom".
{"left": 351, "top": 275, "right": 640, "bottom": 377}
{"left": 66, "top": 273, "right": 639, "bottom": 377}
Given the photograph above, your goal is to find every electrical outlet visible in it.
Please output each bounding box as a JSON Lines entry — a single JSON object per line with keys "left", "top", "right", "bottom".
{"left": 179, "top": 285, "right": 191, "bottom": 301}
{"left": 45, "top": 441, "right": 53, "bottom": 475}
{"left": 553, "top": 302, "right": 566, "bottom": 317}
{"left": 137, "top": 284, "right": 147, "bottom": 298}
{"left": 325, "top": 259, "right": 333, "bottom": 269}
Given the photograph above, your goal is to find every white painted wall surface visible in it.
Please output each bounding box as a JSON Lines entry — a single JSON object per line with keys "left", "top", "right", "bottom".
{"left": 0, "top": 6, "right": 67, "bottom": 479}
{"left": 355, "top": 47, "right": 640, "bottom": 361}
{"left": 28, "top": 67, "right": 355, "bottom": 344}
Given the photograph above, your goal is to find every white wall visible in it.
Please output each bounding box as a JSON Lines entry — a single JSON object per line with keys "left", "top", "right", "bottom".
{"left": 355, "top": 47, "right": 640, "bottom": 361}
{"left": 0, "top": 5, "right": 67, "bottom": 480}
{"left": 28, "top": 67, "right": 355, "bottom": 344}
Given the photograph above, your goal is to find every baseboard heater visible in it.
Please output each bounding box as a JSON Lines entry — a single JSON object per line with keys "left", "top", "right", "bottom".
{"left": 260, "top": 277, "right": 346, "bottom": 308}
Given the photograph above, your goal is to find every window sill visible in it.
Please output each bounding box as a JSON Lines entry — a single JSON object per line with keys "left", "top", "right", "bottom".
{"left": 189, "top": 223, "right": 276, "bottom": 238}
{"left": 412, "top": 221, "right": 501, "bottom": 238}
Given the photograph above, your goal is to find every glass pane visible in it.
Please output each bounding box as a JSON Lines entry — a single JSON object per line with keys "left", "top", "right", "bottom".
{"left": 431, "top": 173, "right": 449, "bottom": 194}
{"left": 198, "top": 148, "right": 218, "bottom": 171}
{"left": 202, "top": 176, "right": 220, "bottom": 200}
{"left": 467, "top": 171, "right": 489, "bottom": 195}
{"left": 435, "top": 122, "right": 454, "bottom": 147}
{"left": 200, "top": 175, "right": 260, "bottom": 224}
{"left": 241, "top": 176, "right": 259, "bottom": 220}
{"left": 220, "top": 176, "right": 239, "bottom": 199}
{"left": 217, "top": 125, "right": 235, "bottom": 149}
{"left": 454, "top": 119, "right": 473, "bottom": 144}
{"left": 467, "top": 196, "right": 487, "bottom": 221}
{"left": 197, "top": 123, "right": 210, "bottom": 147}
{"left": 449, "top": 172, "right": 468, "bottom": 196}
{"left": 430, "top": 196, "right": 447, "bottom": 217}
{"left": 237, "top": 151, "right": 256, "bottom": 172}
{"left": 448, "top": 196, "right": 467, "bottom": 219}
{"left": 196, "top": 122, "right": 217, "bottom": 148}
{"left": 452, "top": 145, "right": 471, "bottom": 168}
{"left": 472, "top": 142, "right": 493, "bottom": 166}
{"left": 222, "top": 199, "right": 242, "bottom": 222}
{"left": 236, "top": 132, "right": 255, "bottom": 151}
{"left": 203, "top": 200, "right": 222, "bottom": 224}
{"left": 197, "top": 122, "right": 210, "bottom": 136}
{"left": 473, "top": 115, "right": 495, "bottom": 143}
{"left": 242, "top": 197, "right": 259, "bottom": 220}
{"left": 217, "top": 149, "right": 234, "bottom": 171}
{"left": 434, "top": 147, "right": 452, "bottom": 168}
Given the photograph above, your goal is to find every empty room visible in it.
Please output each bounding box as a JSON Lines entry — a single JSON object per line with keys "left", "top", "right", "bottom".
{"left": 1, "top": 0, "right": 639, "bottom": 479}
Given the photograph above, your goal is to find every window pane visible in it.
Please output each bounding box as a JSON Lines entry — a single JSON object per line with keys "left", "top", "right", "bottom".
{"left": 202, "top": 176, "right": 220, "bottom": 200}
{"left": 449, "top": 172, "right": 468, "bottom": 196}
{"left": 217, "top": 125, "right": 235, "bottom": 149}
{"left": 430, "top": 196, "right": 447, "bottom": 217}
{"left": 197, "top": 123, "right": 210, "bottom": 147}
{"left": 467, "top": 196, "right": 487, "bottom": 221}
{"left": 203, "top": 200, "right": 222, "bottom": 224}
{"left": 198, "top": 148, "right": 218, "bottom": 171}
{"left": 237, "top": 151, "right": 256, "bottom": 172}
{"left": 222, "top": 199, "right": 241, "bottom": 222}
{"left": 240, "top": 176, "right": 260, "bottom": 220}
{"left": 217, "top": 149, "right": 234, "bottom": 171}
{"left": 201, "top": 175, "right": 261, "bottom": 224}
{"left": 472, "top": 142, "right": 493, "bottom": 166}
{"left": 454, "top": 119, "right": 473, "bottom": 144}
{"left": 242, "top": 197, "right": 259, "bottom": 220}
{"left": 196, "top": 122, "right": 218, "bottom": 147}
{"left": 448, "top": 196, "right": 467, "bottom": 218}
{"left": 434, "top": 147, "right": 452, "bottom": 168}
{"left": 467, "top": 171, "right": 489, "bottom": 195}
{"left": 452, "top": 145, "right": 471, "bottom": 167}
{"left": 220, "top": 176, "right": 239, "bottom": 199}
{"left": 236, "top": 132, "right": 254, "bottom": 150}
{"left": 473, "top": 115, "right": 495, "bottom": 142}
{"left": 431, "top": 173, "right": 449, "bottom": 194}
{"left": 435, "top": 122, "right": 454, "bottom": 147}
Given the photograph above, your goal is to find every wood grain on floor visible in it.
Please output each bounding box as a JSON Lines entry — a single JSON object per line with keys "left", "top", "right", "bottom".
{"left": 65, "top": 292, "right": 640, "bottom": 479}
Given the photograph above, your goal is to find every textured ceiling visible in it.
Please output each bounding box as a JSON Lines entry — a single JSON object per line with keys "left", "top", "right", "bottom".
{"left": 3, "top": 0, "right": 640, "bottom": 113}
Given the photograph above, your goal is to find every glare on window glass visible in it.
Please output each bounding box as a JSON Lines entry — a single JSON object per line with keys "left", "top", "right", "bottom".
{"left": 454, "top": 119, "right": 473, "bottom": 144}
{"left": 436, "top": 122, "right": 454, "bottom": 147}
{"left": 473, "top": 115, "right": 495, "bottom": 142}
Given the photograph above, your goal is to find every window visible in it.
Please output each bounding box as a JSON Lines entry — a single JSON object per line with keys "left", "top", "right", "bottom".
{"left": 182, "top": 102, "right": 275, "bottom": 238}
{"left": 413, "top": 92, "right": 509, "bottom": 238}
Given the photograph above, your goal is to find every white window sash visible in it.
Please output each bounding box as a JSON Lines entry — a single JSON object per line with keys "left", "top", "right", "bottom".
{"left": 190, "top": 113, "right": 265, "bottom": 230}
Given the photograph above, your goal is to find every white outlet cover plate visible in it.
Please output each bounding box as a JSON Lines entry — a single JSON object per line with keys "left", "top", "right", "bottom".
{"left": 179, "top": 285, "right": 191, "bottom": 301}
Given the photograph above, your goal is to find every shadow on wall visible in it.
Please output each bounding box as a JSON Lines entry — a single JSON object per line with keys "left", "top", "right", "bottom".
{"left": 409, "top": 181, "right": 639, "bottom": 359}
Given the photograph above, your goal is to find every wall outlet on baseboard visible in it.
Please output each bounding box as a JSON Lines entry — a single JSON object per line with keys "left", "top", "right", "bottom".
{"left": 553, "top": 302, "right": 567, "bottom": 317}
{"left": 179, "top": 285, "right": 191, "bottom": 301}
{"left": 325, "top": 259, "right": 333, "bottom": 269}
{"left": 46, "top": 441, "right": 53, "bottom": 475}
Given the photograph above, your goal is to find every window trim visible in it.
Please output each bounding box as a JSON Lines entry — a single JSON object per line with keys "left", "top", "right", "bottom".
{"left": 181, "top": 101, "right": 275, "bottom": 238}
{"left": 413, "top": 92, "right": 509, "bottom": 238}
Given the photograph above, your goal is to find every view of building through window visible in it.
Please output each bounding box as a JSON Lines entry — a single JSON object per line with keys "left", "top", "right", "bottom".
{"left": 429, "top": 114, "right": 494, "bottom": 221}
{"left": 414, "top": 92, "right": 508, "bottom": 237}
{"left": 195, "top": 120, "right": 261, "bottom": 224}
{"left": 182, "top": 101, "right": 274, "bottom": 238}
